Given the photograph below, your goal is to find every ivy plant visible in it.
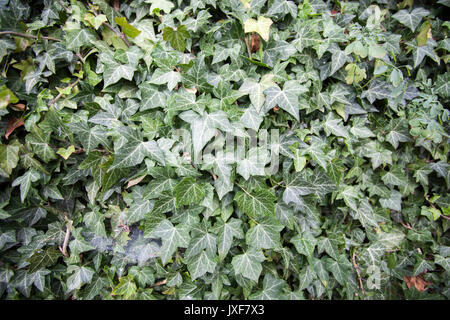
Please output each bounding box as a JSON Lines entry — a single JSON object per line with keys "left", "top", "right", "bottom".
{"left": 0, "top": 0, "right": 449, "bottom": 300}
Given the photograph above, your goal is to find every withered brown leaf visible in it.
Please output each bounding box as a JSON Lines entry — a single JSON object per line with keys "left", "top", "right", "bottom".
{"left": 251, "top": 33, "right": 260, "bottom": 53}
{"left": 403, "top": 274, "right": 431, "bottom": 292}
{"left": 5, "top": 117, "right": 24, "bottom": 139}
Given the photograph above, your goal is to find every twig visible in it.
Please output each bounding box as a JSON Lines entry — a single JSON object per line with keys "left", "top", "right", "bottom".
{"left": 152, "top": 279, "right": 167, "bottom": 287}
{"left": 49, "top": 78, "right": 81, "bottom": 106}
{"left": 425, "top": 195, "right": 450, "bottom": 220}
{"left": 76, "top": 53, "right": 84, "bottom": 63}
{"left": 0, "top": 31, "right": 61, "bottom": 42}
{"left": 352, "top": 252, "right": 366, "bottom": 296}
{"left": 49, "top": 143, "right": 108, "bottom": 155}
{"left": 113, "top": 0, "right": 120, "bottom": 11}
{"left": 73, "top": 147, "right": 85, "bottom": 154}
{"left": 103, "top": 22, "right": 131, "bottom": 47}
{"left": 400, "top": 221, "right": 412, "bottom": 229}
{"left": 386, "top": 249, "right": 399, "bottom": 253}
{"left": 59, "top": 219, "right": 73, "bottom": 257}
{"left": 359, "top": 75, "right": 377, "bottom": 90}
{"left": 243, "top": 35, "right": 252, "bottom": 58}
{"left": 236, "top": 183, "right": 252, "bottom": 197}
{"left": 56, "top": 0, "right": 70, "bottom": 12}
{"left": 270, "top": 180, "right": 284, "bottom": 189}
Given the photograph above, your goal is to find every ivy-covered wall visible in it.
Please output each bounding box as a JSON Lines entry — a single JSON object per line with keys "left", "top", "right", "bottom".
{"left": 0, "top": 0, "right": 449, "bottom": 300}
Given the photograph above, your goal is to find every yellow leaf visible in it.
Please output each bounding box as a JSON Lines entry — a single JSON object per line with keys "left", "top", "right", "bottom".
{"left": 416, "top": 21, "right": 431, "bottom": 47}
{"left": 244, "top": 16, "right": 273, "bottom": 42}
{"left": 57, "top": 145, "right": 76, "bottom": 160}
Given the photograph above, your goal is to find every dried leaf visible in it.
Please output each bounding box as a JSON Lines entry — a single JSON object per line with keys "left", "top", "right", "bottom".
{"left": 5, "top": 117, "right": 24, "bottom": 139}
{"left": 13, "top": 103, "right": 26, "bottom": 111}
{"left": 403, "top": 274, "right": 431, "bottom": 292}
{"left": 126, "top": 175, "right": 146, "bottom": 189}
{"left": 251, "top": 34, "right": 260, "bottom": 53}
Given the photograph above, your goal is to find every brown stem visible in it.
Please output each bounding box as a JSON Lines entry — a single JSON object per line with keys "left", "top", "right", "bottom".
{"left": 59, "top": 219, "right": 73, "bottom": 257}
{"left": 152, "top": 279, "right": 167, "bottom": 287}
{"left": 270, "top": 180, "right": 284, "bottom": 189}
{"left": 103, "top": 22, "right": 131, "bottom": 47}
{"left": 0, "top": 31, "right": 61, "bottom": 42}
{"left": 73, "top": 147, "right": 85, "bottom": 154}
{"left": 352, "top": 252, "right": 366, "bottom": 296}
{"left": 244, "top": 35, "right": 252, "bottom": 58}
{"left": 56, "top": 0, "right": 70, "bottom": 12}
{"left": 113, "top": 0, "right": 120, "bottom": 11}
{"left": 49, "top": 78, "right": 81, "bottom": 106}
{"left": 400, "top": 221, "right": 412, "bottom": 229}
{"left": 76, "top": 52, "right": 84, "bottom": 63}
{"left": 423, "top": 195, "right": 449, "bottom": 220}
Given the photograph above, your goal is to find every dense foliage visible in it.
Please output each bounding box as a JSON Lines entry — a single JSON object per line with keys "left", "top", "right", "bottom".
{"left": 0, "top": 0, "right": 449, "bottom": 300}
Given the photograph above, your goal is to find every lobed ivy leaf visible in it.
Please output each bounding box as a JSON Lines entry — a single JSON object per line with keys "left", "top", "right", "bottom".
{"left": 163, "top": 25, "right": 190, "bottom": 52}
{"left": 174, "top": 177, "right": 206, "bottom": 207}
{"left": 392, "top": 8, "right": 430, "bottom": 32}
{"left": 234, "top": 186, "right": 277, "bottom": 218}
{"left": 244, "top": 16, "right": 273, "bottom": 42}
{"left": 147, "top": 220, "right": 190, "bottom": 265}
{"left": 27, "top": 247, "right": 61, "bottom": 273}
{"left": 232, "top": 247, "right": 266, "bottom": 282}
{"left": 0, "top": 0, "right": 448, "bottom": 302}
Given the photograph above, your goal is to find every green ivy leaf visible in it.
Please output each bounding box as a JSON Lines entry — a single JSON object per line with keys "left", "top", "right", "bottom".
{"left": 234, "top": 186, "right": 277, "bottom": 218}
{"left": 325, "top": 255, "right": 352, "bottom": 286}
{"left": 232, "top": 247, "right": 266, "bottom": 282}
{"left": 291, "top": 231, "right": 317, "bottom": 257}
{"left": 65, "top": 28, "right": 97, "bottom": 51}
{"left": 212, "top": 218, "right": 244, "bottom": 260}
{"left": 147, "top": 219, "right": 190, "bottom": 265}
{"left": 392, "top": 8, "right": 430, "bottom": 32}
{"left": 103, "top": 61, "right": 136, "bottom": 88}
{"left": 245, "top": 216, "right": 284, "bottom": 249}
{"left": 27, "top": 247, "right": 61, "bottom": 273}
{"left": 186, "top": 250, "right": 217, "bottom": 280}
{"left": 67, "top": 265, "right": 95, "bottom": 292}
{"left": 163, "top": 25, "right": 190, "bottom": 52}
{"left": 25, "top": 125, "right": 57, "bottom": 163}
{"left": 111, "top": 275, "right": 137, "bottom": 299}
{"left": 0, "top": 144, "right": 19, "bottom": 177}
{"left": 174, "top": 177, "right": 206, "bottom": 207}
{"left": 12, "top": 169, "right": 40, "bottom": 202}
{"left": 0, "top": 85, "right": 19, "bottom": 108}
{"left": 264, "top": 81, "right": 307, "bottom": 121}
{"left": 145, "top": 0, "right": 174, "bottom": 14}
{"left": 56, "top": 145, "right": 75, "bottom": 160}
{"left": 114, "top": 17, "right": 141, "bottom": 38}
{"left": 249, "top": 273, "right": 285, "bottom": 299}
